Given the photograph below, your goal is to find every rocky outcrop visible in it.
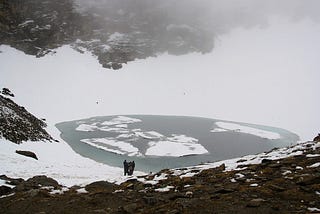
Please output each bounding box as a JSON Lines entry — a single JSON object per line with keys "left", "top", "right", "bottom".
{"left": 0, "top": 0, "right": 214, "bottom": 70}
{"left": 15, "top": 150, "right": 38, "bottom": 160}
{"left": 1, "top": 141, "right": 320, "bottom": 213}
{"left": 0, "top": 90, "right": 53, "bottom": 144}
{"left": 314, "top": 134, "right": 320, "bottom": 142}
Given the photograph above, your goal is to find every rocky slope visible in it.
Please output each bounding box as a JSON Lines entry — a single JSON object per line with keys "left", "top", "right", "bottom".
{"left": 1, "top": 140, "right": 319, "bottom": 213}
{"left": 0, "top": 88, "right": 53, "bottom": 144}
{"left": 0, "top": 0, "right": 214, "bottom": 70}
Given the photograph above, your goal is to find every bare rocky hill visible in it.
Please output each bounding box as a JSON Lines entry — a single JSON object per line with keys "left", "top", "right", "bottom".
{"left": 0, "top": 88, "right": 53, "bottom": 144}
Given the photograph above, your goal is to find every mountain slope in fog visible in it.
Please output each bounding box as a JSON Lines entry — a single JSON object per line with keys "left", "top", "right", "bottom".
{"left": 0, "top": 0, "right": 214, "bottom": 69}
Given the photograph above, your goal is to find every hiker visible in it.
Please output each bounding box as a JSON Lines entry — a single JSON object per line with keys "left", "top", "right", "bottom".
{"left": 123, "top": 160, "right": 128, "bottom": 176}
{"left": 132, "top": 161, "right": 135, "bottom": 174}
{"left": 127, "top": 161, "right": 133, "bottom": 176}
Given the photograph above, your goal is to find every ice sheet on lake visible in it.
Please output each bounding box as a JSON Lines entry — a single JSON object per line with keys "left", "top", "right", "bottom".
{"left": 211, "top": 122, "right": 281, "bottom": 140}
{"left": 81, "top": 138, "right": 141, "bottom": 157}
{"left": 145, "top": 135, "right": 208, "bottom": 157}
{"left": 134, "top": 131, "right": 164, "bottom": 139}
{"left": 76, "top": 124, "right": 98, "bottom": 132}
{"left": 76, "top": 116, "right": 209, "bottom": 157}
{"left": 101, "top": 116, "right": 141, "bottom": 126}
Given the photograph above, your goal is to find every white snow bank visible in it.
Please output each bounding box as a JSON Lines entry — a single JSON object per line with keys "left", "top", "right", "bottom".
{"left": 212, "top": 122, "right": 281, "bottom": 140}
{"left": 0, "top": 139, "right": 145, "bottom": 187}
{"left": 168, "top": 142, "right": 319, "bottom": 180}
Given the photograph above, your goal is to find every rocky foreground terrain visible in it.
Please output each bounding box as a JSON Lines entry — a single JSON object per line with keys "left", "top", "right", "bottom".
{"left": 1, "top": 138, "right": 320, "bottom": 214}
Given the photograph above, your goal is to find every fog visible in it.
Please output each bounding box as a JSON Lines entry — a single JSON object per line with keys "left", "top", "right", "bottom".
{"left": 75, "top": 0, "right": 320, "bottom": 35}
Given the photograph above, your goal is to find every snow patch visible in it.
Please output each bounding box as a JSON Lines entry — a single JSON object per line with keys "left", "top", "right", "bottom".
{"left": 155, "top": 185, "right": 174, "bottom": 192}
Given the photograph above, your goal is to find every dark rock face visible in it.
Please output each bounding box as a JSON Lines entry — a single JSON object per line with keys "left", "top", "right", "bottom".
{"left": 314, "top": 134, "right": 320, "bottom": 142}
{"left": 1, "top": 88, "right": 14, "bottom": 97}
{"left": 15, "top": 176, "right": 60, "bottom": 192}
{"left": 0, "top": 94, "right": 53, "bottom": 144}
{"left": 0, "top": 186, "right": 12, "bottom": 196}
{"left": 15, "top": 150, "right": 38, "bottom": 160}
{"left": 0, "top": 0, "right": 214, "bottom": 70}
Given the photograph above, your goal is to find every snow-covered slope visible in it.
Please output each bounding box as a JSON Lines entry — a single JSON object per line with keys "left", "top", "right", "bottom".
{"left": 1, "top": 17, "right": 319, "bottom": 141}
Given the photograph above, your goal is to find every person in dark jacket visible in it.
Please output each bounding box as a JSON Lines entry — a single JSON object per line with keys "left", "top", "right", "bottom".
{"left": 132, "top": 161, "right": 135, "bottom": 174}
{"left": 123, "top": 160, "right": 128, "bottom": 176}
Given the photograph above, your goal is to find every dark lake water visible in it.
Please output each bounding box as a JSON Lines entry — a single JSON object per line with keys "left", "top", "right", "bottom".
{"left": 56, "top": 115, "right": 299, "bottom": 172}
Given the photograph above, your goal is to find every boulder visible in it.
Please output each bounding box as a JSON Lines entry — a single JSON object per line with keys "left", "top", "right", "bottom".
{"left": 16, "top": 150, "right": 38, "bottom": 160}
{"left": 313, "top": 134, "right": 320, "bottom": 142}
{"left": 85, "top": 181, "right": 115, "bottom": 192}
{"left": 15, "top": 176, "right": 59, "bottom": 191}
{"left": 0, "top": 186, "right": 12, "bottom": 196}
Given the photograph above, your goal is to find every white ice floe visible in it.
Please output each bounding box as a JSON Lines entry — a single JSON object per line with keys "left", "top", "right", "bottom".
{"left": 76, "top": 124, "right": 98, "bottom": 132}
{"left": 145, "top": 140, "right": 208, "bottom": 157}
{"left": 101, "top": 116, "right": 141, "bottom": 126}
{"left": 211, "top": 128, "right": 228, "bottom": 133}
{"left": 99, "top": 127, "right": 129, "bottom": 133}
{"left": 167, "top": 134, "right": 198, "bottom": 143}
{"left": 81, "top": 138, "right": 141, "bottom": 157}
{"left": 134, "top": 131, "right": 164, "bottom": 139}
{"left": 211, "top": 122, "right": 281, "bottom": 140}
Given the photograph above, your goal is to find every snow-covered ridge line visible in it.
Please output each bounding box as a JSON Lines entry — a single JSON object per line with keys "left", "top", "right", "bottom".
{"left": 172, "top": 141, "right": 318, "bottom": 177}
{"left": 137, "top": 140, "right": 319, "bottom": 185}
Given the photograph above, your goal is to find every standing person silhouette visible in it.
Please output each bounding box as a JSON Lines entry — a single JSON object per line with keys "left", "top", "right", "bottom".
{"left": 132, "top": 161, "right": 135, "bottom": 174}
{"left": 123, "top": 160, "right": 128, "bottom": 176}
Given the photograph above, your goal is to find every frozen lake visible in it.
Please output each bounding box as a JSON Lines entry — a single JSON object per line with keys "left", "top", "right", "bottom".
{"left": 56, "top": 115, "right": 299, "bottom": 172}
